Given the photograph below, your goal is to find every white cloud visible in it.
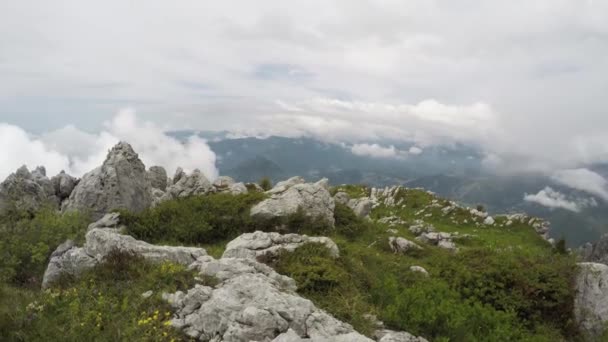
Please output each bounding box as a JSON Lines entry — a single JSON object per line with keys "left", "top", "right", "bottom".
{"left": 1, "top": 1, "right": 608, "bottom": 171}
{"left": 409, "top": 146, "right": 423, "bottom": 155}
{"left": 0, "top": 110, "right": 218, "bottom": 181}
{"left": 551, "top": 168, "right": 608, "bottom": 201}
{"left": 351, "top": 143, "right": 401, "bottom": 158}
{"left": 524, "top": 187, "right": 597, "bottom": 212}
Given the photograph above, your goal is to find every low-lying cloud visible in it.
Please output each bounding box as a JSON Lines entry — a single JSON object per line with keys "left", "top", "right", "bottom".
{"left": 0, "top": 109, "right": 218, "bottom": 181}
{"left": 524, "top": 187, "right": 597, "bottom": 212}
{"left": 351, "top": 143, "right": 400, "bottom": 159}
{"left": 551, "top": 169, "right": 608, "bottom": 201}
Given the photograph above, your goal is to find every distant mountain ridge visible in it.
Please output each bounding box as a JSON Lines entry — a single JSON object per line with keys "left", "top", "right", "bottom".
{"left": 167, "top": 130, "right": 608, "bottom": 247}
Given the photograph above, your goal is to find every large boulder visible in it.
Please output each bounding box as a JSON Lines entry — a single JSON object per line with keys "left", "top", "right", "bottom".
{"left": 213, "top": 176, "right": 249, "bottom": 195}
{"left": 41, "top": 215, "right": 206, "bottom": 289}
{"left": 348, "top": 198, "right": 374, "bottom": 218}
{"left": 0, "top": 165, "right": 59, "bottom": 214}
{"left": 222, "top": 231, "right": 339, "bottom": 259}
{"left": 388, "top": 237, "right": 422, "bottom": 254}
{"left": 62, "top": 142, "right": 152, "bottom": 220}
{"left": 575, "top": 262, "right": 608, "bottom": 339}
{"left": 251, "top": 177, "right": 335, "bottom": 227}
{"left": 50, "top": 170, "right": 78, "bottom": 200}
{"left": 147, "top": 166, "right": 168, "bottom": 191}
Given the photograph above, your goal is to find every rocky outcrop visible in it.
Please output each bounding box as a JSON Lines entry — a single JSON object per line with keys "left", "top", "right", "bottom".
{"left": 63, "top": 142, "right": 152, "bottom": 220}
{"left": 251, "top": 177, "right": 336, "bottom": 227}
{"left": 222, "top": 231, "right": 339, "bottom": 260}
{"left": 160, "top": 169, "right": 214, "bottom": 203}
{"left": 212, "top": 176, "right": 249, "bottom": 195}
{"left": 42, "top": 215, "right": 206, "bottom": 289}
{"left": 333, "top": 192, "right": 373, "bottom": 218}
{"left": 574, "top": 262, "right": 608, "bottom": 339}
{"left": 388, "top": 237, "right": 422, "bottom": 254}
{"left": 164, "top": 256, "right": 379, "bottom": 341}
{"left": 50, "top": 170, "right": 78, "bottom": 201}
{"left": 0, "top": 165, "right": 59, "bottom": 213}
{"left": 147, "top": 166, "right": 168, "bottom": 191}
{"left": 581, "top": 234, "right": 608, "bottom": 266}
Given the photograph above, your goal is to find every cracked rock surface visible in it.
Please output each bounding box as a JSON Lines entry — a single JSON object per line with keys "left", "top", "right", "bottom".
{"left": 251, "top": 177, "right": 335, "bottom": 227}
{"left": 222, "top": 231, "right": 339, "bottom": 259}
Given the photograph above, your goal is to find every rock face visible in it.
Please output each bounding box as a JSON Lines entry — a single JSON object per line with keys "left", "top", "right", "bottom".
{"left": 376, "top": 330, "right": 429, "bottom": 342}
{"left": 42, "top": 215, "right": 206, "bottom": 289}
{"left": 63, "top": 142, "right": 152, "bottom": 220}
{"left": 222, "top": 231, "right": 339, "bottom": 260}
{"left": 147, "top": 166, "right": 168, "bottom": 191}
{"left": 575, "top": 262, "right": 608, "bottom": 338}
{"left": 0, "top": 165, "right": 59, "bottom": 213}
{"left": 251, "top": 177, "right": 336, "bottom": 227}
{"left": 160, "top": 169, "right": 214, "bottom": 202}
{"left": 51, "top": 170, "right": 78, "bottom": 201}
{"left": 165, "top": 256, "right": 373, "bottom": 341}
{"left": 581, "top": 234, "right": 608, "bottom": 266}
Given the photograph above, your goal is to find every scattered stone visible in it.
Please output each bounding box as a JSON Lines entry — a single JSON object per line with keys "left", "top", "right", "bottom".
{"left": 483, "top": 216, "right": 495, "bottom": 225}
{"left": 141, "top": 290, "right": 154, "bottom": 299}
{"left": 333, "top": 192, "right": 350, "bottom": 206}
{"left": 348, "top": 197, "right": 374, "bottom": 218}
{"left": 389, "top": 237, "right": 423, "bottom": 254}
{"left": 409, "top": 266, "right": 429, "bottom": 276}
{"left": 222, "top": 231, "right": 339, "bottom": 259}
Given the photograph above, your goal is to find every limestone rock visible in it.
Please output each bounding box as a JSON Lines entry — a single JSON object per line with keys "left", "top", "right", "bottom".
{"left": 222, "top": 231, "right": 339, "bottom": 259}
{"left": 251, "top": 177, "right": 335, "bottom": 226}
{"left": 160, "top": 169, "right": 214, "bottom": 202}
{"left": 0, "top": 165, "right": 59, "bottom": 214}
{"left": 483, "top": 216, "right": 495, "bottom": 225}
{"left": 51, "top": 170, "right": 78, "bottom": 200}
{"left": 164, "top": 256, "right": 374, "bottom": 341}
{"left": 348, "top": 198, "right": 374, "bottom": 218}
{"left": 575, "top": 262, "right": 608, "bottom": 338}
{"left": 213, "top": 176, "right": 236, "bottom": 190}
{"left": 63, "top": 142, "right": 152, "bottom": 220}
{"left": 581, "top": 234, "right": 608, "bottom": 266}
{"left": 409, "top": 266, "right": 429, "bottom": 276}
{"left": 87, "top": 212, "right": 122, "bottom": 231}
{"left": 389, "top": 237, "right": 422, "bottom": 254}
{"left": 41, "top": 226, "right": 206, "bottom": 289}
{"left": 333, "top": 192, "right": 350, "bottom": 206}
{"left": 376, "top": 330, "right": 429, "bottom": 342}
{"left": 147, "top": 166, "right": 168, "bottom": 191}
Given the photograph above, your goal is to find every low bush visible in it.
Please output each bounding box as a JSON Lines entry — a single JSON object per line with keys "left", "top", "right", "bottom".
{"left": 0, "top": 206, "right": 89, "bottom": 287}
{"left": 119, "top": 192, "right": 267, "bottom": 245}
{"left": 1, "top": 250, "right": 196, "bottom": 342}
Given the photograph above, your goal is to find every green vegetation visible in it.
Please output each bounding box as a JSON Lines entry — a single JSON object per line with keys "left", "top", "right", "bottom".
{"left": 0, "top": 205, "right": 90, "bottom": 288}
{"left": 2, "top": 250, "right": 196, "bottom": 341}
{"left": 0, "top": 185, "right": 583, "bottom": 341}
{"left": 259, "top": 177, "right": 273, "bottom": 191}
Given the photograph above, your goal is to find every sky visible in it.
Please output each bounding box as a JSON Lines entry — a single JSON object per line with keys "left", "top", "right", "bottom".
{"left": 0, "top": 1, "right": 607, "bottom": 182}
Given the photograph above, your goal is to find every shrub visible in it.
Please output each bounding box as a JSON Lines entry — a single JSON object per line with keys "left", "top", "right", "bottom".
{"left": 1, "top": 250, "right": 196, "bottom": 342}
{"left": 0, "top": 206, "right": 89, "bottom": 287}
{"left": 259, "top": 177, "right": 272, "bottom": 191}
{"left": 120, "top": 192, "right": 266, "bottom": 245}
{"left": 334, "top": 202, "right": 372, "bottom": 239}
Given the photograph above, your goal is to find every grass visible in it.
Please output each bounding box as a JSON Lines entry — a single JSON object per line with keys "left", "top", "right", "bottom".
{"left": 0, "top": 184, "right": 583, "bottom": 341}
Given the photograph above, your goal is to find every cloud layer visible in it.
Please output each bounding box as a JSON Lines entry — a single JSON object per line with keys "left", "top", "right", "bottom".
{"left": 0, "top": 110, "right": 218, "bottom": 181}
{"left": 1, "top": 1, "right": 608, "bottom": 172}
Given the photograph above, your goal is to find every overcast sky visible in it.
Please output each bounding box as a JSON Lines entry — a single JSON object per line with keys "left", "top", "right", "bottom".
{"left": 1, "top": 0, "right": 607, "bottom": 174}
